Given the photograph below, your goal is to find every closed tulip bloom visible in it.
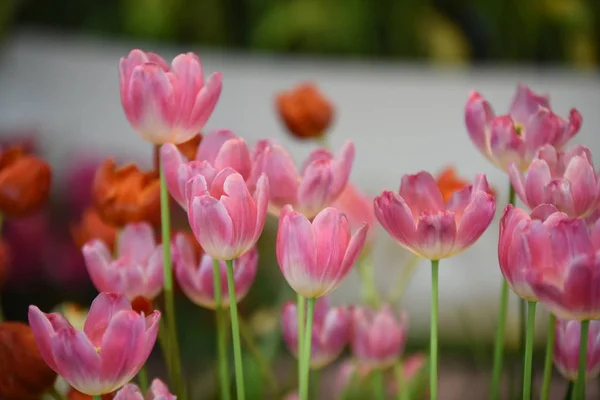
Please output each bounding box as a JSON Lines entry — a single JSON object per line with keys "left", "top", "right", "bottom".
{"left": 119, "top": 49, "right": 222, "bottom": 144}
{"left": 554, "top": 319, "right": 600, "bottom": 381}
{"left": 28, "top": 292, "right": 160, "bottom": 395}
{"left": 113, "top": 379, "right": 175, "bottom": 400}
{"left": 250, "top": 140, "right": 354, "bottom": 218}
{"left": 527, "top": 216, "right": 600, "bottom": 320}
{"left": 498, "top": 204, "right": 569, "bottom": 301}
{"left": 351, "top": 306, "right": 407, "bottom": 369}
{"left": 332, "top": 183, "right": 377, "bottom": 251}
{"left": 277, "top": 205, "right": 368, "bottom": 298}
{"left": 281, "top": 298, "right": 350, "bottom": 368}
{"left": 186, "top": 168, "right": 269, "bottom": 260}
{"left": 374, "top": 172, "right": 495, "bottom": 260}
{"left": 509, "top": 144, "right": 600, "bottom": 217}
{"left": 82, "top": 222, "right": 165, "bottom": 301}
{"left": 172, "top": 232, "right": 258, "bottom": 309}
{"left": 465, "top": 83, "right": 582, "bottom": 172}
{"left": 161, "top": 130, "right": 252, "bottom": 209}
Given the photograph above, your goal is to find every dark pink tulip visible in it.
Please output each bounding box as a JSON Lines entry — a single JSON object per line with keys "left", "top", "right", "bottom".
{"left": 113, "top": 378, "right": 175, "bottom": 400}
{"left": 250, "top": 140, "right": 354, "bottom": 218}
{"left": 82, "top": 222, "right": 165, "bottom": 301}
{"left": 281, "top": 297, "right": 350, "bottom": 368}
{"left": 374, "top": 171, "right": 495, "bottom": 260}
{"left": 509, "top": 144, "right": 600, "bottom": 217}
{"left": 119, "top": 49, "right": 222, "bottom": 144}
{"left": 172, "top": 233, "right": 258, "bottom": 309}
{"left": 465, "top": 84, "right": 582, "bottom": 172}
{"left": 554, "top": 319, "right": 600, "bottom": 381}
{"left": 276, "top": 205, "right": 368, "bottom": 298}
{"left": 28, "top": 292, "right": 160, "bottom": 395}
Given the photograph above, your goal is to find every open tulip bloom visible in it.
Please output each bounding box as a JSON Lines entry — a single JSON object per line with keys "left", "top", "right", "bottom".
{"left": 114, "top": 379, "right": 175, "bottom": 400}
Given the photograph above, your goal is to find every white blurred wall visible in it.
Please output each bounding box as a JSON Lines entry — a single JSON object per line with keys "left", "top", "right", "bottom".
{"left": 1, "top": 30, "right": 599, "bottom": 341}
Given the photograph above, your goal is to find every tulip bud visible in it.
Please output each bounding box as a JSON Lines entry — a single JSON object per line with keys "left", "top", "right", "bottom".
{"left": 276, "top": 82, "right": 334, "bottom": 140}
{"left": 92, "top": 159, "right": 160, "bottom": 227}
{"left": 554, "top": 319, "right": 600, "bottom": 381}
{"left": 0, "top": 322, "right": 57, "bottom": 400}
{"left": 71, "top": 207, "right": 117, "bottom": 252}
{"left": 0, "top": 147, "right": 52, "bottom": 217}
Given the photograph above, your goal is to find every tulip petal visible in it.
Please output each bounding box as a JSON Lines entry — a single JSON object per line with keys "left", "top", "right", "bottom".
{"left": 27, "top": 306, "right": 61, "bottom": 371}
{"left": 312, "top": 208, "right": 349, "bottom": 285}
{"left": 550, "top": 218, "right": 594, "bottom": 277}
{"left": 160, "top": 144, "right": 186, "bottom": 205}
{"left": 524, "top": 160, "right": 552, "bottom": 207}
{"left": 170, "top": 54, "right": 204, "bottom": 123}
{"left": 508, "top": 84, "right": 550, "bottom": 127}
{"left": 190, "top": 196, "right": 234, "bottom": 260}
{"left": 415, "top": 211, "right": 457, "bottom": 259}
{"left": 252, "top": 174, "right": 269, "bottom": 242}
{"left": 489, "top": 116, "right": 525, "bottom": 171}
{"left": 564, "top": 155, "right": 598, "bottom": 216}
{"left": 190, "top": 72, "right": 223, "bottom": 132}
{"left": 465, "top": 91, "right": 494, "bottom": 155}
{"left": 330, "top": 141, "right": 355, "bottom": 196}
{"left": 374, "top": 191, "right": 417, "bottom": 249}
{"left": 82, "top": 240, "right": 114, "bottom": 293}
{"left": 455, "top": 190, "right": 495, "bottom": 252}
{"left": 508, "top": 163, "right": 528, "bottom": 206}
{"left": 220, "top": 173, "right": 257, "bottom": 254}
{"left": 84, "top": 293, "right": 133, "bottom": 347}
{"left": 118, "top": 222, "right": 156, "bottom": 263}
{"left": 251, "top": 141, "right": 298, "bottom": 211}
{"left": 114, "top": 384, "right": 144, "bottom": 400}
{"left": 338, "top": 223, "right": 368, "bottom": 284}
{"left": 214, "top": 138, "right": 252, "bottom": 181}
{"left": 399, "top": 171, "right": 444, "bottom": 220}
{"left": 196, "top": 129, "right": 237, "bottom": 165}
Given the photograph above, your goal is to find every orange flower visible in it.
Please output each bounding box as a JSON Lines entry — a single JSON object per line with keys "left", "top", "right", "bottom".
{"left": 0, "top": 147, "right": 51, "bottom": 217}
{"left": 0, "top": 239, "right": 9, "bottom": 288}
{"left": 67, "top": 388, "right": 114, "bottom": 400}
{"left": 436, "top": 166, "right": 496, "bottom": 203}
{"left": 71, "top": 207, "right": 118, "bottom": 251}
{"left": 0, "top": 322, "right": 57, "bottom": 400}
{"left": 92, "top": 159, "right": 160, "bottom": 227}
{"left": 276, "top": 83, "right": 334, "bottom": 140}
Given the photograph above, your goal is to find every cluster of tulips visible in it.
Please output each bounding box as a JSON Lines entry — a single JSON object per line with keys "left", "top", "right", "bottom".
{"left": 0, "top": 46, "right": 597, "bottom": 400}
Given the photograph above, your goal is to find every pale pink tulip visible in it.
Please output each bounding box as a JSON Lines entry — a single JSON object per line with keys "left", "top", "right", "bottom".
{"left": 498, "top": 204, "right": 569, "bottom": 301}
{"left": 509, "top": 144, "right": 600, "bottom": 217}
{"left": 333, "top": 183, "right": 377, "bottom": 252}
{"left": 554, "top": 319, "right": 600, "bottom": 381}
{"left": 172, "top": 233, "right": 258, "bottom": 309}
{"left": 186, "top": 168, "right": 269, "bottom": 260}
{"left": 250, "top": 140, "right": 354, "bottom": 218}
{"left": 82, "top": 222, "right": 165, "bottom": 301}
{"left": 351, "top": 306, "right": 407, "bottom": 369}
{"left": 281, "top": 297, "right": 350, "bottom": 368}
{"left": 276, "top": 205, "right": 368, "bottom": 298}
{"left": 465, "top": 83, "right": 582, "bottom": 172}
{"left": 374, "top": 172, "right": 495, "bottom": 260}
{"left": 113, "top": 379, "right": 175, "bottom": 400}
{"left": 119, "top": 49, "right": 222, "bottom": 144}
{"left": 28, "top": 292, "right": 160, "bottom": 395}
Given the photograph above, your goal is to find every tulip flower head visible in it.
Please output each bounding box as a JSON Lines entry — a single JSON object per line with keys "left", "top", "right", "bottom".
{"left": 28, "top": 292, "right": 160, "bottom": 395}
{"left": 554, "top": 318, "right": 600, "bottom": 381}
{"left": 351, "top": 306, "right": 408, "bottom": 369}
{"left": 374, "top": 172, "right": 495, "bottom": 260}
{"left": 276, "top": 205, "right": 368, "bottom": 298}
{"left": 509, "top": 144, "right": 600, "bottom": 217}
{"left": 113, "top": 379, "right": 175, "bottom": 400}
{"left": 172, "top": 232, "right": 258, "bottom": 309}
{"left": 186, "top": 168, "right": 269, "bottom": 260}
{"left": 281, "top": 297, "right": 350, "bottom": 368}
{"left": 82, "top": 222, "right": 165, "bottom": 301}
{"left": 119, "top": 49, "right": 222, "bottom": 144}
{"left": 250, "top": 140, "right": 354, "bottom": 218}
{"left": 333, "top": 183, "right": 377, "bottom": 252}
{"left": 465, "top": 83, "right": 582, "bottom": 172}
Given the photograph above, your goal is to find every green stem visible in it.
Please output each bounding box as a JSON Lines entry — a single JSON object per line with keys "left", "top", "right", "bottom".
{"left": 357, "top": 254, "right": 380, "bottom": 308}
{"left": 297, "top": 293, "right": 305, "bottom": 388}
{"left": 394, "top": 361, "right": 409, "bottom": 400}
{"left": 311, "top": 369, "right": 320, "bottom": 399}
{"left": 158, "top": 318, "right": 173, "bottom": 383}
{"left": 137, "top": 365, "right": 149, "bottom": 392}
{"left": 373, "top": 369, "right": 385, "bottom": 400}
{"left": 225, "top": 259, "right": 245, "bottom": 400}
{"left": 565, "top": 381, "right": 574, "bottom": 400}
{"left": 159, "top": 160, "right": 185, "bottom": 399}
{"left": 575, "top": 320, "right": 589, "bottom": 400}
{"left": 430, "top": 260, "right": 439, "bottom": 400}
{"left": 491, "top": 279, "right": 510, "bottom": 400}
{"left": 93, "top": 396, "right": 101, "bottom": 400}
{"left": 48, "top": 387, "right": 64, "bottom": 400}
{"left": 239, "top": 316, "right": 279, "bottom": 394}
{"left": 523, "top": 301, "right": 537, "bottom": 400}
{"left": 212, "top": 259, "right": 231, "bottom": 400}
{"left": 300, "top": 297, "right": 315, "bottom": 400}
{"left": 541, "top": 313, "right": 556, "bottom": 400}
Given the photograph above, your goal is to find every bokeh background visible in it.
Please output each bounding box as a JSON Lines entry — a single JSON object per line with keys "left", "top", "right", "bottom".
{"left": 0, "top": 1, "right": 600, "bottom": 397}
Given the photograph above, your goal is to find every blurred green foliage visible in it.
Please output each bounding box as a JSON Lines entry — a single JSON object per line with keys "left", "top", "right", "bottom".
{"left": 4, "top": 0, "right": 599, "bottom": 67}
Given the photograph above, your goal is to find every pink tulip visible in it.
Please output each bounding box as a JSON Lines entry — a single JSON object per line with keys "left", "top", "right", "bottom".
{"left": 386, "top": 353, "right": 428, "bottom": 397}
{"left": 332, "top": 183, "right": 377, "bottom": 252}
{"left": 28, "top": 292, "right": 160, "bottom": 395}
{"left": 527, "top": 215, "right": 600, "bottom": 320}
{"left": 374, "top": 172, "right": 495, "bottom": 260}
{"left": 465, "top": 83, "right": 582, "bottom": 172}
{"left": 172, "top": 233, "right": 258, "bottom": 309}
{"left": 114, "top": 379, "right": 175, "bottom": 400}
{"left": 554, "top": 319, "right": 600, "bottom": 381}
{"left": 509, "top": 144, "right": 600, "bottom": 217}
{"left": 119, "top": 49, "right": 222, "bottom": 144}
{"left": 82, "top": 222, "right": 165, "bottom": 301}
{"left": 161, "top": 130, "right": 252, "bottom": 209}
{"left": 250, "top": 140, "right": 354, "bottom": 218}
{"left": 186, "top": 168, "right": 269, "bottom": 260}
{"left": 276, "top": 205, "right": 368, "bottom": 298}
{"left": 498, "top": 204, "right": 570, "bottom": 301}
{"left": 334, "top": 360, "right": 373, "bottom": 397}
{"left": 281, "top": 297, "right": 350, "bottom": 368}
{"left": 351, "top": 306, "right": 407, "bottom": 369}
